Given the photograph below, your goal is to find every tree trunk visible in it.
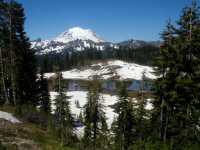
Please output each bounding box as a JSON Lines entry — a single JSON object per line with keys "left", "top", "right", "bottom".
{"left": 0, "top": 43, "right": 9, "bottom": 104}
{"left": 9, "top": 4, "right": 16, "bottom": 105}
{"left": 61, "top": 122, "right": 64, "bottom": 147}
{"left": 163, "top": 109, "right": 168, "bottom": 142}
{"left": 159, "top": 71, "right": 165, "bottom": 139}
{"left": 122, "top": 109, "right": 126, "bottom": 150}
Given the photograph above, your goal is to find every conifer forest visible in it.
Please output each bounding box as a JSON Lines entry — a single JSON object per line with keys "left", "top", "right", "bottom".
{"left": 0, "top": 0, "right": 199, "bottom": 149}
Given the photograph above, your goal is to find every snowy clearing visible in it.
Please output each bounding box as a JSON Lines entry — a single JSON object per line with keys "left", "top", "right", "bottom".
{"left": 50, "top": 90, "right": 154, "bottom": 136}
{"left": 45, "top": 60, "right": 157, "bottom": 80}
{"left": 0, "top": 111, "right": 20, "bottom": 123}
{"left": 50, "top": 91, "right": 118, "bottom": 137}
{"left": 50, "top": 91, "right": 118, "bottom": 129}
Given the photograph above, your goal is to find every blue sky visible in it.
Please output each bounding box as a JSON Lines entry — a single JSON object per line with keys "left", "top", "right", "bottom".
{"left": 18, "top": 0, "right": 198, "bottom": 42}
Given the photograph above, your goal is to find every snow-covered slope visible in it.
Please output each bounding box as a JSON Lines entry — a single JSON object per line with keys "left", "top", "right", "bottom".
{"left": 45, "top": 60, "right": 157, "bottom": 80}
{"left": 31, "top": 27, "right": 114, "bottom": 54}
{"left": 0, "top": 111, "right": 20, "bottom": 123}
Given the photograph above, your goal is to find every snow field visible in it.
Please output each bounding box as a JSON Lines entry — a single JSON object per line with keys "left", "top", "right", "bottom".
{"left": 45, "top": 60, "right": 157, "bottom": 80}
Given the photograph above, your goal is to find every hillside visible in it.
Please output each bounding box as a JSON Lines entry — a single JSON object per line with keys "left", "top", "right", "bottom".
{"left": 44, "top": 60, "right": 157, "bottom": 80}
{"left": 0, "top": 107, "right": 78, "bottom": 150}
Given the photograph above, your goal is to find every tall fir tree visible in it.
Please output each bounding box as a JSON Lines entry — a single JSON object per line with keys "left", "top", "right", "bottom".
{"left": 0, "top": 0, "right": 9, "bottom": 104}
{"left": 82, "top": 77, "right": 109, "bottom": 149}
{"left": 53, "top": 66, "right": 74, "bottom": 147}
{"left": 132, "top": 71, "right": 151, "bottom": 149}
{"left": 152, "top": 20, "right": 178, "bottom": 143}
{"left": 113, "top": 82, "right": 135, "bottom": 150}
{"left": 152, "top": 1, "right": 200, "bottom": 149}
{"left": 36, "top": 73, "right": 50, "bottom": 113}
{"left": 0, "top": 0, "right": 37, "bottom": 110}
{"left": 170, "top": 2, "right": 200, "bottom": 147}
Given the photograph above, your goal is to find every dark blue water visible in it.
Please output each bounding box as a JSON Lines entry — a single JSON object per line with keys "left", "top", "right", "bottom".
{"left": 65, "top": 80, "right": 153, "bottom": 92}
{"left": 127, "top": 81, "right": 141, "bottom": 90}
{"left": 102, "top": 82, "right": 117, "bottom": 90}
{"left": 68, "top": 80, "right": 81, "bottom": 91}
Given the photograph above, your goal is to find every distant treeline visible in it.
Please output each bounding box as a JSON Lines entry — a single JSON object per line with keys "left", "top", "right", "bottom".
{"left": 37, "top": 46, "right": 159, "bottom": 72}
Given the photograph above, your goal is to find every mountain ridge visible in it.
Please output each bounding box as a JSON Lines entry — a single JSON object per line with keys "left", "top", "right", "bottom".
{"left": 31, "top": 27, "right": 161, "bottom": 55}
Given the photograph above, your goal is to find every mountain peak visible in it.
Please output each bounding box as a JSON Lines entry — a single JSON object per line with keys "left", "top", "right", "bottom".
{"left": 54, "top": 27, "right": 105, "bottom": 43}
{"left": 68, "top": 27, "right": 91, "bottom": 32}
{"left": 31, "top": 27, "right": 160, "bottom": 55}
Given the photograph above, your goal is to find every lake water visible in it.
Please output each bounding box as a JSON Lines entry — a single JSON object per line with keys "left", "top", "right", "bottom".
{"left": 65, "top": 80, "right": 153, "bottom": 92}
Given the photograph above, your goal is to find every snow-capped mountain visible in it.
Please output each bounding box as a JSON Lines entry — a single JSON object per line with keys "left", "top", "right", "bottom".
{"left": 31, "top": 27, "right": 114, "bottom": 54}
{"left": 31, "top": 27, "right": 161, "bottom": 55}
{"left": 53, "top": 27, "right": 105, "bottom": 43}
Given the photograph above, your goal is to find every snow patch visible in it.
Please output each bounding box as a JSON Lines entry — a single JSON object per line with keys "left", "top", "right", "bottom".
{"left": 83, "top": 41, "right": 91, "bottom": 47}
{"left": 146, "top": 99, "right": 153, "bottom": 110}
{"left": 0, "top": 111, "right": 20, "bottom": 123}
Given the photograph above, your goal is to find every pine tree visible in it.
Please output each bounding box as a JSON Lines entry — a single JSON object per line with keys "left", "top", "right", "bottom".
{"left": 82, "top": 77, "right": 109, "bottom": 149}
{"left": 132, "top": 71, "right": 151, "bottom": 149}
{"left": 35, "top": 72, "right": 51, "bottom": 130}
{"left": 53, "top": 66, "right": 74, "bottom": 147}
{"left": 77, "top": 111, "right": 83, "bottom": 124}
{"left": 8, "top": 0, "right": 17, "bottom": 106}
{"left": 0, "top": 0, "right": 9, "bottom": 104}
{"left": 170, "top": 2, "right": 200, "bottom": 147}
{"left": 113, "top": 82, "right": 135, "bottom": 150}
{"left": 152, "top": 1, "right": 200, "bottom": 148}
{"left": 136, "top": 99, "right": 148, "bottom": 138}
{"left": 37, "top": 73, "right": 50, "bottom": 113}
{"left": 0, "top": 39, "right": 9, "bottom": 104}
{"left": 152, "top": 20, "right": 178, "bottom": 143}
{"left": 0, "top": 0, "right": 37, "bottom": 110}
{"left": 9, "top": 0, "right": 37, "bottom": 116}
{"left": 0, "top": 0, "right": 11, "bottom": 104}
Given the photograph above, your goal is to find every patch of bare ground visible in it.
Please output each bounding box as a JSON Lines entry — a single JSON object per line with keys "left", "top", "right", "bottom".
{"left": 0, "top": 120, "right": 49, "bottom": 150}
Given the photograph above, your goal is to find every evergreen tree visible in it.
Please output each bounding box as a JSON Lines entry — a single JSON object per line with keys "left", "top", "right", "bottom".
{"left": 10, "top": 0, "right": 37, "bottom": 114}
{"left": 53, "top": 66, "right": 74, "bottom": 147}
{"left": 82, "top": 77, "right": 109, "bottom": 149}
{"left": 152, "top": 20, "right": 177, "bottom": 143}
{"left": 152, "top": 1, "right": 200, "bottom": 148}
{"left": 77, "top": 111, "right": 83, "bottom": 124}
{"left": 170, "top": 2, "right": 200, "bottom": 147}
{"left": 0, "top": 0, "right": 37, "bottom": 110}
{"left": 36, "top": 73, "right": 50, "bottom": 113}
{"left": 35, "top": 72, "right": 51, "bottom": 130}
{"left": 0, "top": 0, "right": 9, "bottom": 104}
{"left": 113, "top": 82, "right": 135, "bottom": 150}
{"left": 132, "top": 71, "right": 151, "bottom": 149}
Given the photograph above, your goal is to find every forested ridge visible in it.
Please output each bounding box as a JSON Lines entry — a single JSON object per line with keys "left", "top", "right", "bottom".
{"left": 0, "top": 0, "right": 200, "bottom": 149}
{"left": 37, "top": 45, "right": 159, "bottom": 73}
